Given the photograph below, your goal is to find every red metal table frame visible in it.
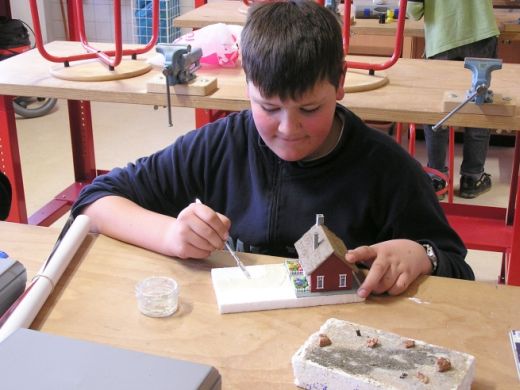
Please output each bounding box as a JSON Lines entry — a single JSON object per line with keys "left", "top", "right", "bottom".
{"left": 1, "top": 0, "right": 102, "bottom": 226}
{"left": 1, "top": 0, "right": 159, "bottom": 225}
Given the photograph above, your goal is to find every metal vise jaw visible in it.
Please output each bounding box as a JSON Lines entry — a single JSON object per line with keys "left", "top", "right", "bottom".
{"left": 156, "top": 44, "right": 203, "bottom": 86}
{"left": 155, "top": 44, "right": 203, "bottom": 127}
{"left": 464, "top": 57, "right": 502, "bottom": 105}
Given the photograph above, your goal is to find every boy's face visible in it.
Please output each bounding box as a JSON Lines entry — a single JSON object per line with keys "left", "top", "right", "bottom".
{"left": 248, "top": 78, "right": 345, "bottom": 162}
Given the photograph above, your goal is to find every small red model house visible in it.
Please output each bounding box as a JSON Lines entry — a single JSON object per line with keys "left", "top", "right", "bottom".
{"left": 294, "top": 215, "right": 358, "bottom": 292}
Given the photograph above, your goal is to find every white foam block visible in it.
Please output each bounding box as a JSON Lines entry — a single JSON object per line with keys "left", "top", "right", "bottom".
{"left": 292, "top": 318, "right": 475, "bottom": 390}
{"left": 211, "top": 264, "right": 364, "bottom": 314}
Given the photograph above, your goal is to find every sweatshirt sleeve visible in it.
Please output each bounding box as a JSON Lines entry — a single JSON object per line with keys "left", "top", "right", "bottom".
{"left": 406, "top": 0, "right": 424, "bottom": 21}
{"left": 419, "top": 239, "right": 474, "bottom": 280}
{"left": 389, "top": 170, "right": 473, "bottom": 280}
{"left": 392, "top": 176, "right": 474, "bottom": 280}
{"left": 71, "top": 111, "right": 251, "bottom": 219}
{"left": 70, "top": 142, "right": 188, "bottom": 219}
{"left": 393, "top": 195, "right": 473, "bottom": 280}
{"left": 366, "top": 131, "right": 474, "bottom": 281}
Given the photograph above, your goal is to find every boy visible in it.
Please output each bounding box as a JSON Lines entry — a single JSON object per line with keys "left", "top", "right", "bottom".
{"left": 72, "top": 0, "right": 474, "bottom": 298}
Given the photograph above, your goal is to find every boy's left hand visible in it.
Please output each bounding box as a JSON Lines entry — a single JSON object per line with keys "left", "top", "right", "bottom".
{"left": 345, "top": 239, "right": 432, "bottom": 298}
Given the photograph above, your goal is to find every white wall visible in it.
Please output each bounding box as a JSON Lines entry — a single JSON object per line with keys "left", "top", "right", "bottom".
{"left": 43, "top": 0, "right": 134, "bottom": 43}
{"left": 10, "top": 0, "right": 195, "bottom": 44}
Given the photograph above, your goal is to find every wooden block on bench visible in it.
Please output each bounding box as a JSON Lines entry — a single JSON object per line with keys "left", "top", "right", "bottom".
{"left": 443, "top": 91, "right": 516, "bottom": 117}
{"left": 147, "top": 74, "right": 217, "bottom": 96}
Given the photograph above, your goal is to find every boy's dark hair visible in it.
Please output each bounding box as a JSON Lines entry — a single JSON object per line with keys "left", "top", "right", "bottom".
{"left": 241, "top": 0, "right": 344, "bottom": 101}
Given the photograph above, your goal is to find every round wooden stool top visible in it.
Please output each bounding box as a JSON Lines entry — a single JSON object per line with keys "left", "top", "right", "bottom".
{"left": 50, "top": 59, "right": 152, "bottom": 82}
{"left": 345, "top": 69, "right": 388, "bottom": 93}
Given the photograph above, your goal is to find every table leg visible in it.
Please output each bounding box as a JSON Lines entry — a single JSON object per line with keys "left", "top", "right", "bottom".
{"left": 27, "top": 100, "right": 102, "bottom": 226}
{"left": 0, "top": 95, "right": 28, "bottom": 223}
{"left": 506, "top": 222, "right": 520, "bottom": 286}
{"left": 195, "top": 108, "right": 230, "bottom": 128}
{"left": 68, "top": 100, "right": 96, "bottom": 182}
{"left": 506, "top": 133, "right": 520, "bottom": 225}
{"left": 505, "top": 134, "right": 520, "bottom": 285}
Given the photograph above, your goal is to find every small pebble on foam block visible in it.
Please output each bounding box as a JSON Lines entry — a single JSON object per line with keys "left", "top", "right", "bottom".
{"left": 292, "top": 318, "right": 475, "bottom": 390}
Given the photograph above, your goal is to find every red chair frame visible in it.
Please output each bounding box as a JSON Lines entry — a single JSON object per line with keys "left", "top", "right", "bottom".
{"left": 28, "top": 0, "right": 160, "bottom": 69}
{"left": 343, "top": 0, "right": 408, "bottom": 73}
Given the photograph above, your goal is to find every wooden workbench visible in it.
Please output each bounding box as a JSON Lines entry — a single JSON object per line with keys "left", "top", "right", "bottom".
{"left": 1, "top": 41, "right": 520, "bottom": 286}
{"left": 496, "top": 7, "right": 520, "bottom": 37}
{"left": 0, "top": 41, "right": 518, "bottom": 129}
{"left": 173, "top": 0, "right": 425, "bottom": 58}
{"left": 173, "top": 1, "right": 519, "bottom": 37}
{"left": 173, "top": 2, "right": 520, "bottom": 59}
{"left": 173, "top": 0, "right": 426, "bottom": 35}
{"left": 1, "top": 220, "right": 519, "bottom": 389}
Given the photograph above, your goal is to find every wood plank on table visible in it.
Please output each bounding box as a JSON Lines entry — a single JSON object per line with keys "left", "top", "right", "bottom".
{"left": 173, "top": 0, "right": 424, "bottom": 36}
{"left": 174, "top": 1, "right": 517, "bottom": 36}
{"left": 0, "top": 41, "right": 519, "bottom": 129}
{"left": 495, "top": 8, "right": 520, "bottom": 34}
{"left": 0, "top": 222, "right": 63, "bottom": 281}
{"left": 1, "top": 222, "right": 517, "bottom": 389}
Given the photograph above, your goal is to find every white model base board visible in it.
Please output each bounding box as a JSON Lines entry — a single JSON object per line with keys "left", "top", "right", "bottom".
{"left": 211, "top": 264, "right": 364, "bottom": 314}
{"left": 292, "top": 318, "right": 475, "bottom": 390}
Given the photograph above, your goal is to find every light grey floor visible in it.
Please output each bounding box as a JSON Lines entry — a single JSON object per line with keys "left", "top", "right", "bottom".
{"left": 14, "top": 100, "right": 509, "bottom": 283}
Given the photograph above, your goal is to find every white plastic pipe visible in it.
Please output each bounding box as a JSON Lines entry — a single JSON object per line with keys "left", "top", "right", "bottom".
{"left": 0, "top": 215, "right": 90, "bottom": 342}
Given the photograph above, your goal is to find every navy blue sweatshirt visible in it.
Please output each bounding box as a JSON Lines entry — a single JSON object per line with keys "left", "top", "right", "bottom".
{"left": 72, "top": 105, "right": 474, "bottom": 280}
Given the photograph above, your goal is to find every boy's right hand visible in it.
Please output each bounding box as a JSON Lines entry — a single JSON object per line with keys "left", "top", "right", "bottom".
{"left": 164, "top": 201, "right": 231, "bottom": 259}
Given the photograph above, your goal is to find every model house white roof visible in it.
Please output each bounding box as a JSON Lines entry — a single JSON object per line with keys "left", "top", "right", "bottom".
{"left": 294, "top": 224, "right": 349, "bottom": 275}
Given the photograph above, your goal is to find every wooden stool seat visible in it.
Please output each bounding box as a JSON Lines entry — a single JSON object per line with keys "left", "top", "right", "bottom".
{"left": 50, "top": 59, "right": 152, "bottom": 82}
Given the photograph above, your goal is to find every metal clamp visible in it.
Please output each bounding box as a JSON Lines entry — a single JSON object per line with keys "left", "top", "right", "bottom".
{"left": 156, "top": 44, "right": 203, "bottom": 126}
{"left": 432, "top": 57, "right": 502, "bottom": 131}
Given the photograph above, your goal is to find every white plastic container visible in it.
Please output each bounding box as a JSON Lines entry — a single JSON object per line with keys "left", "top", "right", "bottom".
{"left": 135, "top": 276, "right": 179, "bottom": 317}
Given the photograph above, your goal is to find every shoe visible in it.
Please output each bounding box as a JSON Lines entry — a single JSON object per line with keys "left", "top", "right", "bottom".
{"left": 431, "top": 177, "right": 446, "bottom": 200}
{"left": 459, "top": 173, "right": 491, "bottom": 199}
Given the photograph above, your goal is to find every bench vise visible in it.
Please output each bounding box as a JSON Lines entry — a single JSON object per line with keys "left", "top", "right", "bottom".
{"left": 464, "top": 57, "right": 502, "bottom": 105}
{"left": 156, "top": 44, "right": 203, "bottom": 86}
{"left": 156, "top": 44, "right": 203, "bottom": 126}
{"left": 433, "top": 57, "right": 503, "bottom": 130}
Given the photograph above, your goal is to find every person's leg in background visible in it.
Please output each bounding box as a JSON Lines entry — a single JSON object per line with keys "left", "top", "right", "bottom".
{"left": 424, "top": 124, "right": 449, "bottom": 197}
{"left": 425, "top": 37, "right": 497, "bottom": 199}
{"left": 423, "top": 48, "right": 460, "bottom": 199}
{"left": 459, "top": 127, "right": 492, "bottom": 198}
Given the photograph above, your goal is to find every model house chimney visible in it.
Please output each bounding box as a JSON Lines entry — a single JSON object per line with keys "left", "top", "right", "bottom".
{"left": 316, "top": 214, "right": 324, "bottom": 226}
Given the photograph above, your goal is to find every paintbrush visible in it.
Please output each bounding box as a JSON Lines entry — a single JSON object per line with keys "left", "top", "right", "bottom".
{"left": 195, "top": 199, "right": 251, "bottom": 279}
{"left": 224, "top": 241, "right": 251, "bottom": 279}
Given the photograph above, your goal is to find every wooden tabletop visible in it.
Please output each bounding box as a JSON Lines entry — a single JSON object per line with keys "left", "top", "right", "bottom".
{"left": 1, "top": 221, "right": 519, "bottom": 389}
{"left": 496, "top": 8, "right": 520, "bottom": 34}
{"left": 173, "top": 0, "right": 250, "bottom": 29}
{"left": 173, "top": 1, "right": 426, "bottom": 35}
{"left": 0, "top": 41, "right": 519, "bottom": 130}
{"left": 173, "top": 1, "right": 520, "bottom": 37}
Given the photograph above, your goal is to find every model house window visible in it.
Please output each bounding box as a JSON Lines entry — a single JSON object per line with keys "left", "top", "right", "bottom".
{"left": 317, "top": 275, "right": 325, "bottom": 289}
{"left": 339, "top": 274, "right": 347, "bottom": 287}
